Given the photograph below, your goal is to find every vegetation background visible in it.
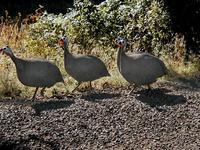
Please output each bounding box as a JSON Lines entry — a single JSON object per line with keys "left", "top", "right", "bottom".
{"left": 0, "top": 0, "right": 199, "bottom": 98}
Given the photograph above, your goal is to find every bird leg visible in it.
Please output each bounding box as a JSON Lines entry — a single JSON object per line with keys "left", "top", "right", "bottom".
{"left": 71, "top": 82, "right": 82, "bottom": 93}
{"left": 87, "top": 81, "right": 96, "bottom": 94}
{"left": 147, "top": 84, "right": 151, "bottom": 90}
{"left": 128, "top": 85, "right": 138, "bottom": 95}
{"left": 89, "top": 81, "right": 93, "bottom": 90}
{"left": 40, "top": 87, "right": 46, "bottom": 97}
{"left": 32, "top": 87, "right": 39, "bottom": 100}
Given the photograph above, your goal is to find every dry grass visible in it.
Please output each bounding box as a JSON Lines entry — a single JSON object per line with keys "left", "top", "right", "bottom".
{"left": 164, "top": 34, "right": 200, "bottom": 78}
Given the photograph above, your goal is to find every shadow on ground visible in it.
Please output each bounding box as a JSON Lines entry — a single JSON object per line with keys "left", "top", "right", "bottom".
{"left": 0, "top": 99, "right": 39, "bottom": 106}
{"left": 0, "top": 98, "right": 75, "bottom": 115}
{"left": 31, "top": 100, "right": 75, "bottom": 115}
{"left": 172, "top": 76, "right": 200, "bottom": 89}
{"left": 134, "top": 88, "right": 186, "bottom": 107}
{"left": 0, "top": 134, "right": 59, "bottom": 150}
{"left": 81, "top": 92, "right": 120, "bottom": 102}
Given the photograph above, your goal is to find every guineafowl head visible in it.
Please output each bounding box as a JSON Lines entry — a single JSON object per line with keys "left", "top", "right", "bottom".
{"left": 0, "top": 46, "right": 14, "bottom": 56}
{"left": 58, "top": 36, "right": 68, "bottom": 49}
{"left": 115, "top": 37, "right": 127, "bottom": 50}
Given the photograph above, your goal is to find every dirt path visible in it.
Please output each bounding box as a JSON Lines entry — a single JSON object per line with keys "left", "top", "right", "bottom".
{"left": 0, "top": 76, "right": 200, "bottom": 149}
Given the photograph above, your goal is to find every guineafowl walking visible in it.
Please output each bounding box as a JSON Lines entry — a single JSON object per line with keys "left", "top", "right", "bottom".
{"left": 58, "top": 36, "right": 110, "bottom": 92}
{"left": 115, "top": 37, "right": 167, "bottom": 93}
{"left": 0, "top": 46, "right": 64, "bottom": 99}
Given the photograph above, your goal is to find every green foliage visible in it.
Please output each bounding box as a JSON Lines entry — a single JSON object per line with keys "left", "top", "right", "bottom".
{"left": 27, "top": 0, "right": 173, "bottom": 56}
{"left": 69, "top": 0, "right": 173, "bottom": 56}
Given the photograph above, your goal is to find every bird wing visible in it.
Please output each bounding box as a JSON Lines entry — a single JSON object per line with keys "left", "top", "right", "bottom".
{"left": 74, "top": 55, "right": 106, "bottom": 72}
{"left": 66, "top": 54, "right": 108, "bottom": 81}
{"left": 137, "top": 54, "right": 167, "bottom": 77}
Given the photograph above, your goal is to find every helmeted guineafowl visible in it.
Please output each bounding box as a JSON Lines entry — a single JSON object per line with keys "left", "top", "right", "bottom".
{"left": 115, "top": 37, "right": 167, "bottom": 93}
{"left": 58, "top": 36, "right": 110, "bottom": 92}
{"left": 0, "top": 46, "right": 64, "bottom": 99}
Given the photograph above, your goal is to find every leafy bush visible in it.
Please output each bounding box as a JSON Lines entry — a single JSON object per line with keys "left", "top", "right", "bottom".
{"left": 27, "top": 0, "right": 173, "bottom": 56}
{"left": 69, "top": 0, "right": 174, "bottom": 56}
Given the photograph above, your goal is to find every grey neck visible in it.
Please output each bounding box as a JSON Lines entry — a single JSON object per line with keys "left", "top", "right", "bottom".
{"left": 63, "top": 43, "right": 72, "bottom": 66}
{"left": 8, "top": 53, "right": 17, "bottom": 64}
{"left": 117, "top": 47, "right": 126, "bottom": 72}
{"left": 8, "top": 53, "right": 23, "bottom": 70}
{"left": 63, "top": 43, "right": 70, "bottom": 55}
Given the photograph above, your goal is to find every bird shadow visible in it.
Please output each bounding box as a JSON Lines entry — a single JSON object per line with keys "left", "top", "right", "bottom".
{"left": 133, "top": 88, "right": 186, "bottom": 108}
{"left": 0, "top": 98, "right": 75, "bottom": 116}
{"left": 171, "top": 76, "right": 200, "bottom": 90}
{"left": 31, "top": 99, "right": 75, "bottom": 115}
{"left": 0, "top": 98, "right": 34, "bottom": 106}
{"left": 0, "top": 134, "right": 59, "bottom": 150}
{"left": 81, "top": 92, "right": 120, "bottom": 102}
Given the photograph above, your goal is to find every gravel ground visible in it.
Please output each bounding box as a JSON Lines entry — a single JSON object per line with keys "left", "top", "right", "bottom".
{"left": 0, "top": 76, "right": 200, "bottom": 150}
